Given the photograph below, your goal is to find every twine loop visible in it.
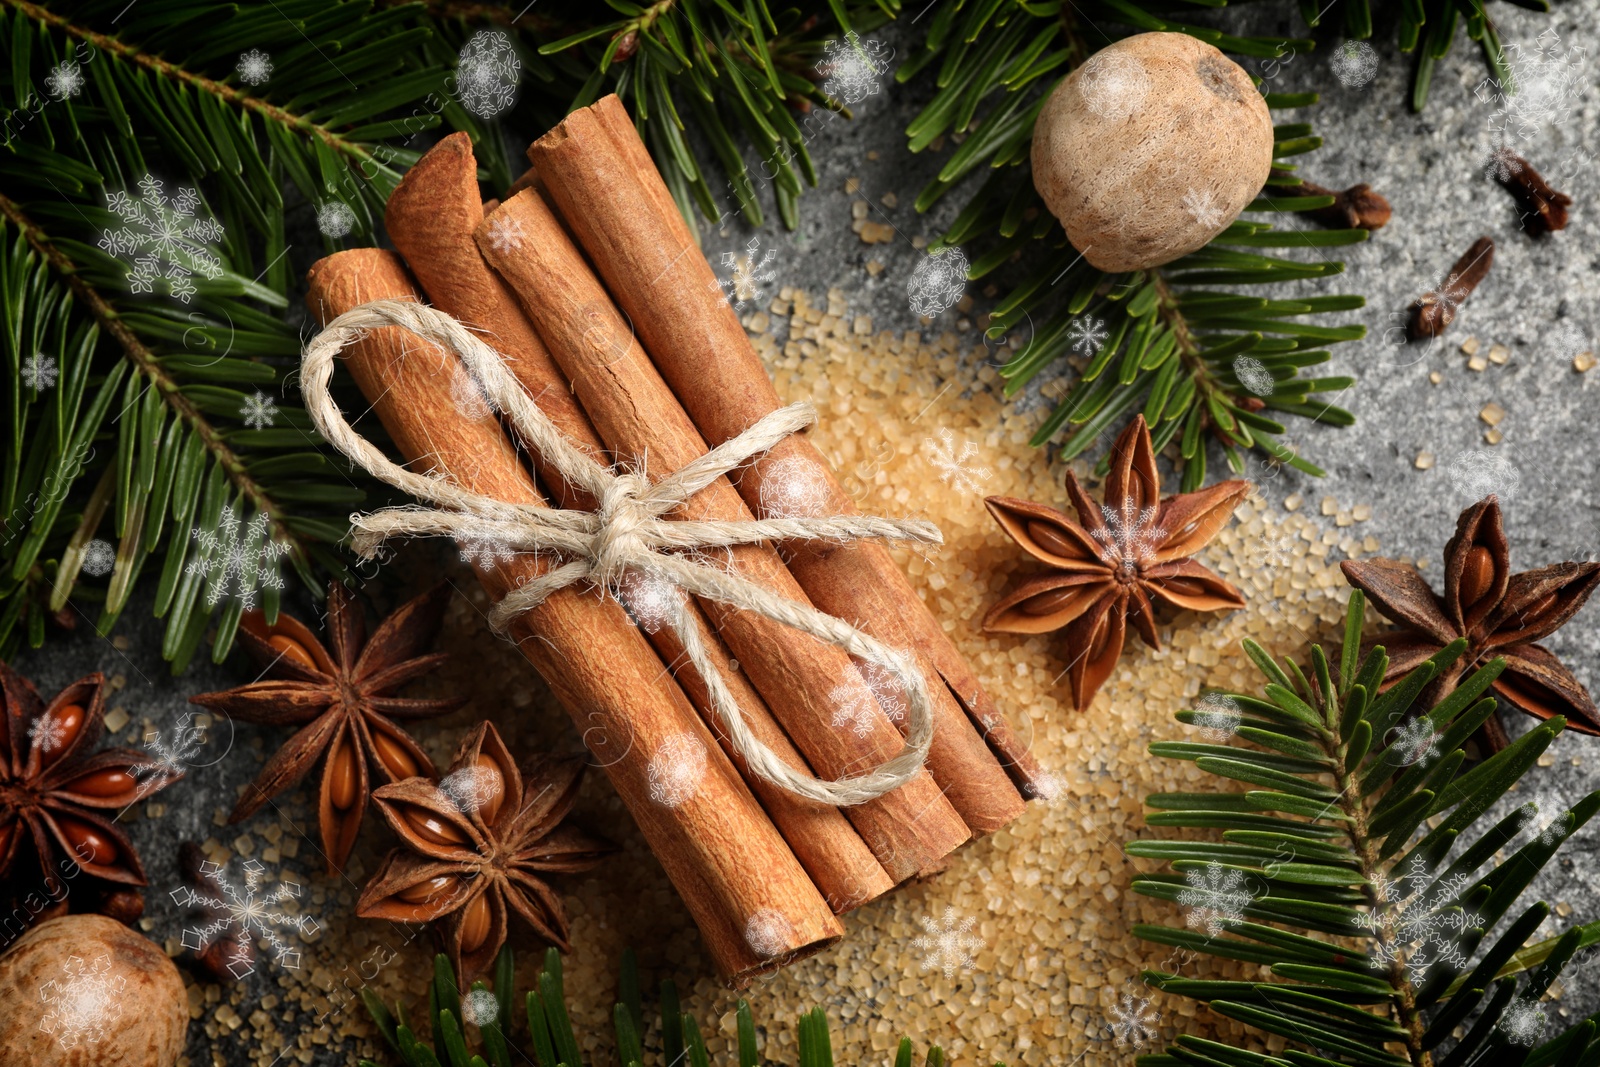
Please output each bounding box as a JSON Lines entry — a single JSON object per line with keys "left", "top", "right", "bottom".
{"left": 299, "top": 299, "right": 944, "bottom": 806}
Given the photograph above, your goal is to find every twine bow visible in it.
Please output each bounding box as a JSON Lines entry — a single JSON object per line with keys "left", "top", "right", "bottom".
{"left": 300, "top": 299, "right": 944, "bottom": 806}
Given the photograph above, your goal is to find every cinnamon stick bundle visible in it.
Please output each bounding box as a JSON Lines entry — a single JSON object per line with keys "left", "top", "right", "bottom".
{"left": 383, "top": 135, "right": 893, "bottom": 913}
{"left": 527, "top": 97, "right": 1045, "bottom": 812}
{"left": 475, "top": 188, "right": 971, "bottom": 882}
{"left": 305, "top": 248, "right": 842, "bottom": 983}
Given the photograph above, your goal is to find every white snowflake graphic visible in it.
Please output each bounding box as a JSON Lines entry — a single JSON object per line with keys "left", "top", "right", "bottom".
{"left": 616, "top": 569, "right": 681, "bottom": 635}
{"left": 924, "top": 427, "right": 990, "bottom": 494}
{"left": 1093, "top": 502, "right": 1165, "bottom": 561}
{"left": 1476, "top": 30, "right": 1588, "bottom": 143}
{"left": 1388, "top": 718, "right": 1441, "bottom": 768}
{"left": 906, "top": 246, "right": 968, "bottom": 317}
{"left": 1182, "top": 187, "right": 1225, "bottom": 230}
{"left": 98, "top": 176, "right": 225, "bottom": 304}
{"left": 236, "top": 49, "right": 273, "bottom": 86}
{"left": 1546, "top": 319, "right": 1591, "bottom": 362}
{"left": 28, "top": 707, "right": 72, "bottom": 755}
{"left": 1330, "top": 40, "right": 1379, "bottom": 89}
{"left": 135, "top": 711, "right": 210, "bottom": 782}
{"left": 458, "top": 526, "right": 516, "bottom": 571}
{"left": 486, "top": 213, "right": 525, "bottom": 254}
{"left": 461, "top": 988, "right": 500, "bottom": 1028}
{"left": 1192, "top": 693, "right": 1242, "bottom": 742}
{"left": 1244, "top": 532, "right": 1298, "bottom": 573}
{"left": 456, "top": 30, "right": 521, "bottom": 119}
{"left": 21, "top": 351, "right": 58, "bottom": 391}
{"left": 1177, "top": 861, "right": 1254, "bottom": 937}
{"left": 744, "top": 908, "right": 795, "bottom": 958}
{"left": 819, "top": 31, "right": 893, "bottom": 105}
{"left": 647, "top": 733, "right": 705, "bottom": 808}
{"left": 317, "top": 200, "right": 356, "bottom": 238}
{"left": 1104, "top": 984, "right": 1161, "bottom": 1048}
{"left": 1483, "top": 144, "right": 1525, "bottom": 183}
{"left": 911, "top": 907, "right": 984, "bottom": 979}
{"left": 1068, "top": 315, "right": 1109, "bottom": 357}
{"left": 239, "top": 390, "right": 277, "bottom": 430}
{"left": 449, "top": 363, "right": 494, "bottom": 420}
{"left": 710, "top": 236, "right": 778, "bottom": 313}
{"left": 44, "top": 61, "right": 84, "bottom": 100}
{"left": 440, "top": 763, "right": 501, "bottom": 816}
{"left": 186, "top": 509, "right": 289, "bottom": 610}
{"left": 1077, "top": 51, "right": 1150, "bottom": 122}
{"left": 1501, "top": 997, "right": 1548, "bottom": 1046}
{"left": 829, "top": 675, "right": 880, "bottom": 738}
{"left": 1355, "top": 854, "right": 1473, "bottom": 978}
{"left": 1448, "top": 450, "right": 1520, "bottom": 502}
{"left": 757, "top": 454, "right": 830, "bottom": 518}
{"left": 81, "top": 538, "right": 116, "bottom": 578}
{"left": 38, "top": 954, "right": 125, "bottom": 1050}
{"left": 1232, "top": 354, "right": 1275, "bottom": 396}
{"left": 171, "top": 858, "right": 321, "bottom": 978}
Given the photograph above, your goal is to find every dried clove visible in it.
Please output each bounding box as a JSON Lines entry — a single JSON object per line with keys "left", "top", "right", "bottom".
{"left": 1487, "top": 149, "right": 1572, "bottom": 236}
{"left": 1409, "top": 237, "right": 1494, "bottom": 341}
{"left": 1271, "top": 168, "right": 1392, "bottom": 230}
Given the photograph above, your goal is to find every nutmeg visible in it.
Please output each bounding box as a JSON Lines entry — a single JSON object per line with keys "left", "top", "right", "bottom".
{"left": 1031, "top": 33, "right": 1274, "bottom": 272}
{"left": 0, "top": 914, "right": 188, "bottom": 1066}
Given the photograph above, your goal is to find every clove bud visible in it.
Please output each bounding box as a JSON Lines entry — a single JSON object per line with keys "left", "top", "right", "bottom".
{"left": 1488, "top": 149, "right": 1572, "bottom": 237}
{"left": 1409, "top": 237, "right": 1494, "bottom": 340}
{"left": 1270, "top": 168, "right": 1391, "bottom": 230}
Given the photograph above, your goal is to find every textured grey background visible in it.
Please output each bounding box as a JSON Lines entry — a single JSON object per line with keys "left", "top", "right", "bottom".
{"left": 11, "top": 2, "right": 1600, "bottom": 1062}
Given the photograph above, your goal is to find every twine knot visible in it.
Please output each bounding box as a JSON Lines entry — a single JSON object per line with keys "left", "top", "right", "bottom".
{"left": 299, "top": 299, "right": 945, "bottom": 807}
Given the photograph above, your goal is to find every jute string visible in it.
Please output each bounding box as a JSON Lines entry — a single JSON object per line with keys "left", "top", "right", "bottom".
{"left": 300, "top": 299, "right": 945, "bottom": 806}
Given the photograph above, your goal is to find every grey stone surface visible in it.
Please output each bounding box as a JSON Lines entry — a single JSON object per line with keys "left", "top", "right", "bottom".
{"left": 9, "top": 3, "right": 1600, "bottom": 1061}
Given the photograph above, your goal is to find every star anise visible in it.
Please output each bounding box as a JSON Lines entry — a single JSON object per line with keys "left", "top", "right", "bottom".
{"left": 1341, "top": 496, "right": 1600, "bottom": 753}
{"left": 357, "top": 722, "right": 615, "bottom": 982}
{"left": 983, "top": 415, "right": 1249, "bottom": 711}
{"left": 191, "top": 582, "right": 464, "bottom": 874}
{"left": 0, "top": 662, "right": 180, "bottom": 891}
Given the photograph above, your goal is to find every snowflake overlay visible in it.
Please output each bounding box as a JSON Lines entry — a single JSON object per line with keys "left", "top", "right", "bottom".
{"left": 172, "top": 859, "right": 321, "bottom": 978}
{"left": 38, "top": 954, "right": 125, "bottom": 1049}
{"left": 456, "top": 30, "right": 521, "bottom": 119}
{"left": 486, "top": 213, "right": 525, "bottom": 254}
{"left": 1330, "top": 41, "right": 1379, "bottom": 89}
{"left": 28, "top": 707, "right": 72, "bottom": 755}
{"left": 240, "top": 390, "right": 277, "bottom": 430}
{"left": 1477, "top": 31, "right": 1588, "bottom": 145}
{"left": 1355, "top": 854, "right": 1472, "bottom": 978}
{"left": 440, "top": 764, "right": 501, "bottom": 815}
{"left": 458, "top": 525, "right": 517, "bottom": 571}
{"left": 1501, "top": 997, "right": 1548, "bottom": 1046}
{"left": 907, "top": 246, "right": 969, "bottom": 318}
{"left": 615, "top": 569, "right": 681, "bottom": 635}
{"left": 98, "top": 176, "right": 225, "bottom": 304}
{"left": 744, "top": 908, "right": 795, "bottom": 958}
{"left": 757, "top": 454, "right": 830, "bottom": 518}
{"left": 236, "top": 49, "right": 273, "bottom": 86}
{"left": 710, "top": 237, "right": 777, "bottom": 314}
{"left": 1244, "top": 532, "right": 1298, "bottom": 573}
{"left": 44, "top": 61, "right": 84, "bottom": 100}
{"left": 21, "top": 351, "right": 58, "bottom": 390}
{"left": 1191, "top": 693, "right": 1242, "bottom": 742}
{"left": 1232, "top": 354, "right": 1275, "bottom": 396}
{"left": 461, "top": 988, "right": 500, "bottom": 1028}
{"left": 1104, "top": 984, "right": 1161, "bottom": 1049}
{"left": 819, "top": 31, "right": 892, "bottom": 106}
{"left": 186, "top": 509, "right": 289, "bottom": 610}
{"left": 1388, "top": 718, "right": 1441, "bottom": 767}
{"left": 449, "top": 364, "right": 494, "bottom": 420}
{"left": 911, "top": 907, "right": 984, "bottom": 979}
{"left": 1181, "top": 187, "right": 1225, "bottom": 230}
{"left": 829, "top": 675, "right": 881, "bottom": 739}
{"left": 1448, "top": 450, "right": 1520, "bottom": 501}
{"left": 81, "top": 538, "right": 116, "bottom": 578}
{"left": 317, "top": 200, "right": 356, "bottom": 238}
{"left": 136, "top": 711, "right": 210, "bottom": 781}
{"left": 1093, "top": 503, "right": 1165, "bottom": 561}
{"left": 1077, "top": 51, "right": 1150, "bottom": 122}
{"left": 1177, "top": 861, "right": 1253, "bottom": 937}
{"left": 1068, "top": 315, "right": 1109, "bottom": 357}
{"left": 647, "top": 733, "right": 705, "bottom": 808}
{"left": 925, "top": 427, "right": 991, "bottom": 494}
{"left": 1546, "top": 319, "right": 1591, "bottom": 363}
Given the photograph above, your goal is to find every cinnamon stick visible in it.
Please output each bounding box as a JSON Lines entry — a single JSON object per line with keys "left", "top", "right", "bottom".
{"left": 476, "top": 189, "right": 971, "bottom": 881}
{"left": 384, "top": 135, "right": 893, "bottom": 912}
{"left": 527, "top": 96, "right": 1044, "bottom": 815}
{"left": 305, "top": 248, "right": 842, "bottom": 984}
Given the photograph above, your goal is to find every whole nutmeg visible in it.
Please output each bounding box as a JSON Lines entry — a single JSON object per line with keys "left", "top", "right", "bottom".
{"left": 0, "top": 914, "right": 188, "bottom": 1066}
{"left": 1031, "top": 33, "right": 1274, "bottom": 272}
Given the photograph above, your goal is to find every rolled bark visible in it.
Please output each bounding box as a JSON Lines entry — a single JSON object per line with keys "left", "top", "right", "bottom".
{"left": 305, "top": 248, "right": 841, "bottom": 984}
{"left": 527, "top": 96, "right": 1044, "bottom": 817}
{"left": 476, "top": 189, "right": 971, "bottom": 881}
{"left": 383, "top": 135, "right": 893, "bottom": 913}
